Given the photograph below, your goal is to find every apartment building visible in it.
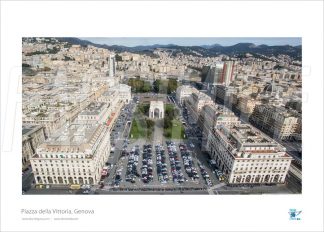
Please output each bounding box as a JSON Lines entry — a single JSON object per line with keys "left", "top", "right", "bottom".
{"left": 30, "top": 122, "right": 110, "bottom": 185}
{"left": 22, "top": 124, "right": 46, "bottom": 170}
{"left": 185, "top": 91, "right": 214, "bottom": 123}
{"left": 206, "top": 124, "right": 293, "bottom": 184}
{"left": 198, "top": 104, "right": 240, "bottom": 150}
{"left": 236, "top": 94, "right": 261, "bottom": 115}
{"left": 249, "top": 105, "right": 300, "bottom": 140}
{"left": 109, "top": 84, "right": 132, "bottom": 104}
{"left": 176, "top": 85, "right": 199, "bottom": 105}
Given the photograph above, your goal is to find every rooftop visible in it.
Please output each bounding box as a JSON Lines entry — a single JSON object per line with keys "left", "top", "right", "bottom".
{"left": 36, "top": 122, "right": 108, "bottom": 155}
{"left": 79, "top": 102, "right": 105, "bottom": 115}
{"left": 45, "top": 122, "right": 98, "bottom": 146}
{"left": 22, "top": 124, "right": 43, "bottom": 136}
{"left": 213, "top": 123, "right": 288, "bottom": 158}
{"left": 192, "top": 91, "right": 212, "bottom": 101}
{"left": 110, "top": 84, "right": 131, "bottom": 91}
{"left": 230, "top": 124, "right": 277, "bottom": 146}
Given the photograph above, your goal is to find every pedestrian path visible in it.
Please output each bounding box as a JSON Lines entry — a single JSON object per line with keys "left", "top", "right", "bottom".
{"left": 153, "top": 119, "right": 163, "bottom": 145}
{"left": 207, "top": 183, "right": 226, "bottom": 195}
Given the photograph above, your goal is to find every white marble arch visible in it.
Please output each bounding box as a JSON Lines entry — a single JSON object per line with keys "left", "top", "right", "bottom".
{"left": 149, "top": 101, "right": 164, "bottom": 119}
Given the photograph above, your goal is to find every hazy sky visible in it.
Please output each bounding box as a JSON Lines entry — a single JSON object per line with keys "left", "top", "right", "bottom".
{"left": 79, "top": 37, "right": 301, "bottom": 47}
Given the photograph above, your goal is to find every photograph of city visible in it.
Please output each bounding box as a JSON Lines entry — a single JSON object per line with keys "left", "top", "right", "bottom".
{"left": 22, "top": 37, "right": 302, "bottom": 195}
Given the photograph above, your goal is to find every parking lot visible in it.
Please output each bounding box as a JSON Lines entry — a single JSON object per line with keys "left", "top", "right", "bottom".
{"left": 105, "top": 138, "right": 223, "bottom": 191}
{"left": 100, "top": 97, "right": 225, "bottom": 192}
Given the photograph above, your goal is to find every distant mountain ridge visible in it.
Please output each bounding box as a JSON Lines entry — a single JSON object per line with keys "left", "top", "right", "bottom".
{"left": 55, "top": 37, "right": 302, "bottom": 60}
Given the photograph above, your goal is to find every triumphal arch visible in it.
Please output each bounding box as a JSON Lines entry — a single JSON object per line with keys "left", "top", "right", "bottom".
{"left": 149, "top": 101, "right": 164, "bottom": 119}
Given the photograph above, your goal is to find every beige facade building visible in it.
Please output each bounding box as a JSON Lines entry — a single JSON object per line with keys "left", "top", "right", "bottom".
{"left": 109, "top": 84, "right": 132, "bottom": 104}
{"left": 98, "top": 84, "right": 131, "bottom": 130}
{"left": 22, "top": 111, "right": 66, "bottom": 137}
{"left": 206, "top": 124, "right": 293, "bottom": 184}
{"left": 236, "top": 94, "right": 261, "bottom": 115}
{"left": 31, "top": 122, "right": 110, "bottom": 185}
{"left": 185, "top": 91, "right": 214, "bottom": 123}
{"left": 176, "top": 85, "right": 199, "bottom": 105}
{"left": 22, "top": 124, "right": 46, "bottom": 170}
{"left": 250, "top": 105, "right": 299, "bottom": 140}
{"left": 198, "top": 104, "right": 240, "bottom": 150}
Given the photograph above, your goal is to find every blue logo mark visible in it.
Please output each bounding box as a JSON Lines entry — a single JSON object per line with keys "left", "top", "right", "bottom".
{"left": 289, "top": 209, "right": 302, "bottom": 220}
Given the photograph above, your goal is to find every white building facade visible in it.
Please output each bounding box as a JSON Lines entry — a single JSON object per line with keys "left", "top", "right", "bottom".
{"left": 176, "top": 85, "right": 198, "bottom": 105}
{"left": 30, "top": 122, "right": 111, "bottom": 185}
{"left": 109, "top": 84, "right": 132, "bottom": 104}
{"left": 149, "top": 101, "right": 164, "bottom": 119}
{"left": 185, "top": 91, "right": 215, "bottom": 123}
{"left": 206, "top": 124, "right": 293, "bottom": 184}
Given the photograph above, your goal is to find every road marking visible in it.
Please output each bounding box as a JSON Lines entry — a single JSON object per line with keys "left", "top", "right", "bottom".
{"left": 209, "top": 183, "right": 226, "bottom": 191}
{"left": 207, "top": 188, "right": 216, "bottom": 195}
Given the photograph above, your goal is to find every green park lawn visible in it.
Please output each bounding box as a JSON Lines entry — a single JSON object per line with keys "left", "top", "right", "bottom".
{"left": 164, "top": 119, "right": 185, "bottom": 139}
{"left": 129, "top": 105, "right": 154, "bottom": 139}
{"left": 129, "top": 103, "right": 185, "bottom": 140}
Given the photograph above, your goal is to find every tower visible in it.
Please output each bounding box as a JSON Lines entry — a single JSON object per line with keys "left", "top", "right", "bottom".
{"left": 221, "top": 61, "right": 235, "bottom": 86}
{"left": 109, "top": 54, "right": 116, "bottom": 77}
